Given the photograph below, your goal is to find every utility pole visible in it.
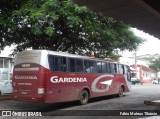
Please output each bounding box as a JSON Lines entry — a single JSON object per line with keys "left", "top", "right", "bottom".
{"left": 134, "top": 49, "right": 137, "bottom": 79}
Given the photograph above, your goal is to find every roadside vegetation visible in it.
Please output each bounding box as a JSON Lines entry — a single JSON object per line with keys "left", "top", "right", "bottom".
{"left": 0, "top": 0, "right": 144, "bottom": 59}
{"left": 149, "top": 57, "right": 160, "bottom": 72}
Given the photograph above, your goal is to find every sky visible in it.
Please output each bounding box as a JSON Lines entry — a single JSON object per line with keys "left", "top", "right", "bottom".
{"left": 133, "top": 28, "right": 160, "bottom": 55}
{"left": 121, "top": 28, "right": 160, "bottom": 57}
{"left": 120, "top": 28, "right": 160, "bottom": 65}
{"left": 1, "top": 28, "right": 160, "bottom": 58}
{"left": 0, "top": 45, "right": 16, "bottom": 57}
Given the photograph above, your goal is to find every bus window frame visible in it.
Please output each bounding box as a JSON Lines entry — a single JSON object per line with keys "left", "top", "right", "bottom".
{"left": 48, "top": 54, "right": 130, "bottom": 77}
{"left": 68, "top": 58, "right": 84, "bottom": 73}
{"left": 68, "top": 58, "right": 76, "bottom": 72}
{"left": 48, "top": 55, "right": 67, "bottom": 72}
{"left": 97, "top": 61, "right": 102, "bottom": 73}
{"left": 75, "top": 59, "right": 83, "bottom": 73}
{"left": 102, "top": 62, "right": 108, "bottom": 73}
{"left": 90, "top": 61, "right": 97, "bottom": 73}
{"left": 108, "top": 63, "right": 114, "bottom": 74}
{"left": 48, "top": 55, "right": 54, "bottom": 72}
{"left": 124, "top": 65, "right": 131, "bottom": 82}
{"left": 84, "top": 60, "right": 91, "bottom": 73}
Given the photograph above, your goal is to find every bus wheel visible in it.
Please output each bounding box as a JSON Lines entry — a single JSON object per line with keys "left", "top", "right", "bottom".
{"left": 79, "top": 90, "right": 89, "bottom": 105}
{"left": 118, "top": 86, "right": 124, "bottom": 97}
{"left": 0, "top": 91, "right": 2, "bottom": 96}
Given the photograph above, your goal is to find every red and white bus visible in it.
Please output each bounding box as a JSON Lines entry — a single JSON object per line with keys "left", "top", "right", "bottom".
{"left": 12, "top": 50, "right": 131, "bottom": 104}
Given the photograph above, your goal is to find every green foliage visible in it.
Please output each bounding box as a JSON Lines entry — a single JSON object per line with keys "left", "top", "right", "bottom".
{"left": 149, "top": 57, "right": 160, "bottom": 72}
{"left": 0, "top": 0, "right": 143, "bottom": 58}
{"left": 45, "top": 26, "right": 55, "bottom": 37}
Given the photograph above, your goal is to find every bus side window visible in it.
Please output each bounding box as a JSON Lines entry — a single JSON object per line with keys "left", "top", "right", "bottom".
{"left": 84, "top": 60, "right": 90, "bottom": 73}
{"left": 124, "top": 65, "right": 131, "bottom": 81}
{"left": 69, "top": 58, "right": 76, "bottom": 72}
{"left": 97, "top": 62, "right": 102, "bottom": 73}
{"left": 102, "top": 62, "right": 107, "bottom": 73}
{"left": 90, "top": 61, "right": 97, "bottom": 73}
{"left": 55, "top": 57, "right": 62, "bottom": 71}
{"left": 127, "top": 66, "right": 131, "bottom": 81}
{"left": 62, "top": 57, "right": 67, "bottom": 72}
{"left": 122, "top": 65, "right": 125, "bottom": 74}
{"left": 76, "top": 59, "right": 83, "bottom": 72}
{"left": 109, "top": 63, "right": 114, "bottom": 74}
{"left": 119, "top": 64, "right": 124, "bottom": 74}
{"left": 49, "top": 55, "right": 54, "bottom": 71}
{"left": 114, "top": 64, "right": 117, "bottom": 73}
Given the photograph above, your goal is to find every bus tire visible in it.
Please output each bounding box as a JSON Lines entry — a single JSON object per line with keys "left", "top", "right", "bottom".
{"left": 79, "top": 90, "right": 89, "bottom": 105}
{"left": 117, "top": 86, "right": 124, "bottom": 97}
{"left": 0, "top": 91, "right": 2, "bottom": 96}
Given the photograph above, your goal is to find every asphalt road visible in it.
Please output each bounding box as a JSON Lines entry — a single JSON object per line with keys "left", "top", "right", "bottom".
{"left": 0, "top": 83, "right": 160, "bottom": 119}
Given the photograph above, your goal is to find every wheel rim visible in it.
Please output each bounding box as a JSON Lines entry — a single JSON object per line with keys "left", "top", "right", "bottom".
{"left": 82, "top": 93, "right": 87, "bottom": 102}
{"left": 119, "top": 87, "right": 123, "bottom": 97}
{"left": 80, "top": 90, "right": 89, "bottom": 104}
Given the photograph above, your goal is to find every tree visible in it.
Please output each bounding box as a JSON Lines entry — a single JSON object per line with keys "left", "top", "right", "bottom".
{"left": 0, "top": 0, "right": 143, "bottom": 58}
{"left": 0, "top": 0, "right": 28, "bottom": 50}
{"left": 149, "top": 57, "right": 160, "bottom": 72}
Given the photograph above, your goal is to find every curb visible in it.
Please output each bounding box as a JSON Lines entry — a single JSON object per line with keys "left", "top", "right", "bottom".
{"left": 144, "top": 100, "right": 160, "bottom": 106}
{"left": 0, "top": 95, "right": 12, "bottom": 101}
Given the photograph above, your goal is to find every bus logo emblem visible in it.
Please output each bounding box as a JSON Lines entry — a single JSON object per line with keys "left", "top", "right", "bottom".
{"left": 91, "top": 75, "right": 113, "bottom": 92}
{"left": 50, "top": 76, "right": 87, "bottom": 83}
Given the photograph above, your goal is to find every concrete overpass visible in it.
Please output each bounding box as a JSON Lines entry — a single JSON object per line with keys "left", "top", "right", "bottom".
{"left": 73, "top": 0, "right": 160, "bottom": 39}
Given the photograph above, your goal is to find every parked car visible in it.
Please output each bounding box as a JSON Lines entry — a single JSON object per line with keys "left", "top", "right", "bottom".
{"left": 0, "top": 80, "right": 12, "bottom": 95}
{"left": 152, "top": 79, "right": 158, "bottom": 84}
{"left": 131, "top": 78, "right": 142, "bottom": 85}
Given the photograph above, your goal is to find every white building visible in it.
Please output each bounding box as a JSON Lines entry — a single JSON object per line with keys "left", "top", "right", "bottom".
{"left": 0, "top": 56, "right": 14, "bottom": 80}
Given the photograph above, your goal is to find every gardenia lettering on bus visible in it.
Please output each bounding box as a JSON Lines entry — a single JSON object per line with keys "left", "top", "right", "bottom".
{"left": 14, "top": 75, "right": 37, "bottom": 79}
{"left": 50, "top": 76, "right": 87, "bottom": 83}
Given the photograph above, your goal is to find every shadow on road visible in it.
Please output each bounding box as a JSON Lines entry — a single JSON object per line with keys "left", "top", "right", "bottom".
{"left": 18, "top": 94, "right": 128, "bottom": 113}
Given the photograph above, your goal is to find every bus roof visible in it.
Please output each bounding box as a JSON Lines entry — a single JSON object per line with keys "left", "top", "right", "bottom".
{"left": 18, "top": 50, "right": 119, "bottom": 63}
